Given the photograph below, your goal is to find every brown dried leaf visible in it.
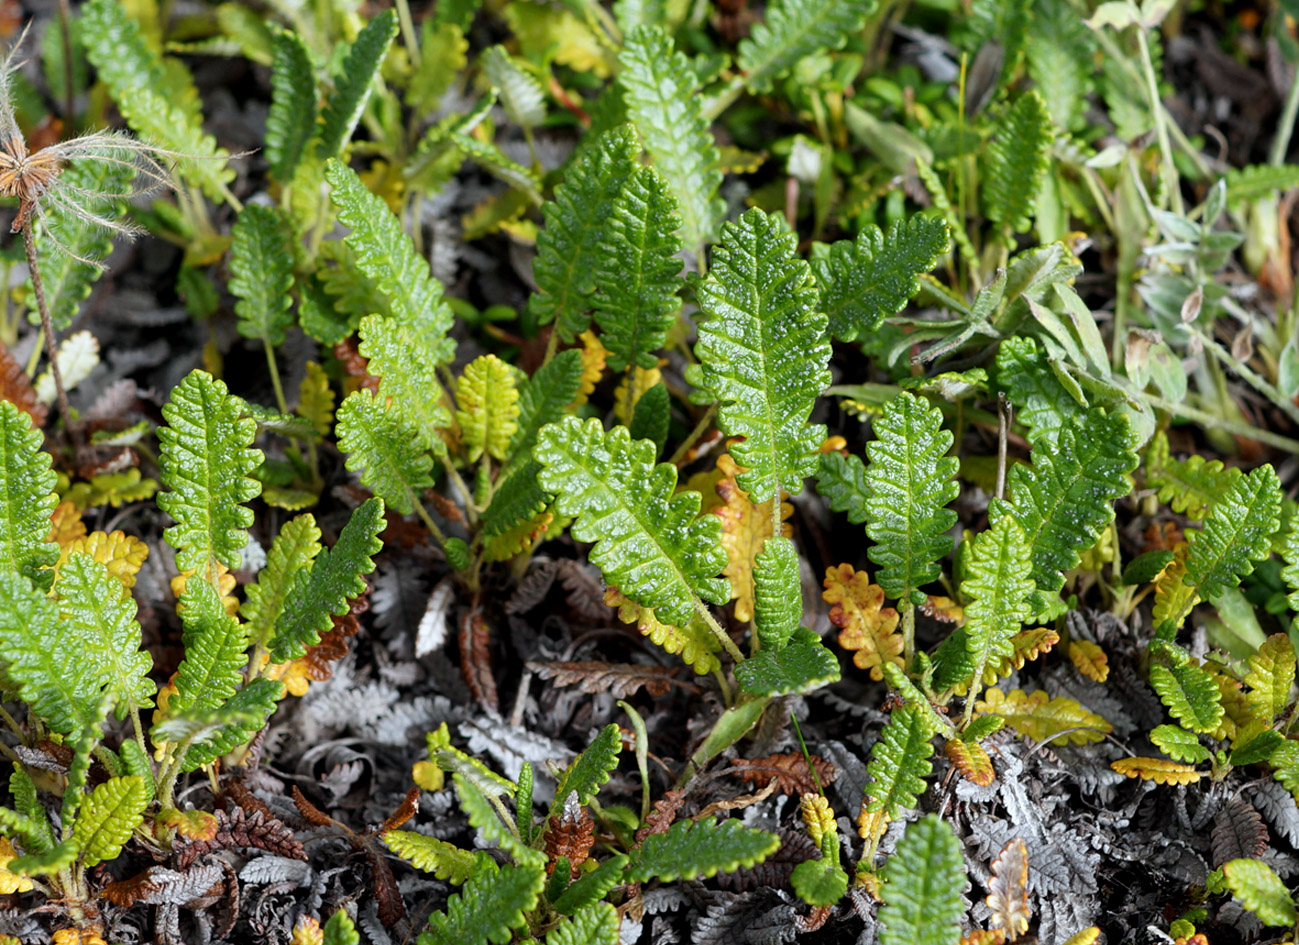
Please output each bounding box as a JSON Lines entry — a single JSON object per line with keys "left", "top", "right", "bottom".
{"left": 176, "top": 807, "right": 307, "bottom": 869}
{"left": 1211, "top": 799, "right": 1269, "bottom": 868}
{"left": 555, "top": 558, "right": 609, "bottom": 623}
{"left": 507, "top": 558, "right": 560, "bottom": 614}
{"left": 635, "top": 790, "right": 685, "bottom": 843}
{"left": 823, "top": 563, "right": 902, "bottom": 680}
{"left": 945, "top": 738, "right": 995, "bottom": 787}
{"left": 101, "top": 862, "right": 226, "bottom": 908}
{"left": 987, "top": 837, "right": 1031, "bottom": 937}
{"left": 333, "top": 338, "right": 379, "bottom": 392}
{"left": 544, "top": 792, "right": 594, "bottom": 878}
{"left": 378, "top": 787, "right": 421, "bottom": 835}
{"left": 291, "top": 785, "right": 337, "bottom": 829}
{"left": 0, "top": 339, "right": 46, "bottom": 427}
{"left": 922, "top": 595, "right": 965, "bottom": 625}
{"left": 527, "top": 660, "right": 689, "bottom": 699}
{"left": 459, "top": 610, "right": 499, "bottom": 711}
{"left": 365, "top": 842, "right": 406, "bottom": 927}
{"left": 795, "top": 906, "right": 832, "bottom": 934}
{"left": 729, "top": 754, "right": 838, "bottom": 796}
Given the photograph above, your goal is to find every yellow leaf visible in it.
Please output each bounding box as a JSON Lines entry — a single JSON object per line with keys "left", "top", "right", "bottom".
{"left": 800, "top": 794, "right": 835, "bottom": 845}
{"left": 504, "top": 2, "right": 614, "bottom": 77}
{"left": 1152, "top": 543, "right": 1196, "bottom": 627}
{"left": 56, "top": 530, "right": 149, "bottom": 595}
{"left": 290, "top": 916, "right": 324, "bottom": 945}
{"left": 945, "top": 738, "right": 994, "bottom": 786}
{"left": 987, "top": 837, "right": 1031, "bottom": 936}
{"left": 53, "top": 931, "right": 106, "bottom": 945}
{"left": 951, "top": 628, "right": 1059, "bottom": 695}
{"left": 975, "top": 688, "right": 1111, "bottom": 745}
{"left": 1204, "top": 661, "right": 1252, "bottom": 745}
{"left": 1111, "top": 757, "right": 1203, "bottom": 785}
{"left": 714, "top": 456, "right": 792, "bottom": 622}
{"left": 47, "top": 499, "right": 87, "bottom": 546}
{"left": 823, "top": 563, "right": 902, "bottom": 681}
{"left": 958, "top": 932, "right": 1006, "bottom": 945}
{"left": 1061, "top": 930, "right": 1102, "bottom": 945}
{"left": 604, "top": 587, "right": 721, "bottom": 675}
{"left": 0, "top": 837, "right": 33, "bottom": 894}
{"left": 613, "top": 364, "right": 663, "bottom": 425}
{"left": 413, "top": 759, "right": 445, "bottom": 792}
{"left": 1077, "top": 522, "right": 1115, "bottom": 571}
{"left": 1068, "top": 640, "right": 1109, "bottom": 683}
{"left": 855, "top": 800, "right": 887, "bottom": 844}
{"left": 299, "top": 361, "right": 336, "bottom": 438}
{"left": 569, "top": 330, "right": 607, "bottom": 410}
{"left": 482, "top": 510, "right": 553, "bottom": 562}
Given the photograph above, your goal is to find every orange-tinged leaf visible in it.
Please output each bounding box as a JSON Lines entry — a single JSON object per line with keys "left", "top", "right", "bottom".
{"left": 824, "top": 563, "right": 902, "bottom": 680}
{"left": 1152, "top": 543, "right": 1197, "bottom": 627}
{"left": 56, "top": 529, "right": 148, "bottom": 594}
{"left": 569, "top": 330, "right": 607, "bottom": 409}
{"left": 1111, "top": 757, "right": 1203, "bottom": 784}
{"left": 53, "top": 932, "right": 107, "bottom": 945}
{"left": 975, "top": 688, "right": 1111, "bottom": 745}
{"left": 171, "top": 564, "right": 238, "bottom": 615}
{"left": 945, "top": 738, "right": 994, "bottom": 786}
{"left": 855, "top": 800, "right": 887, "bottom": 844}
{"left": 290, "top": 916, "right": 324, "bottom": 945}
{"left": 715, "top": 457, "right": 792, "bottom": 622}
{"left": 157, "top": 808, "right": 219, "bottom": 841}
{"left": 799, "top": 793, "right": 835, "bottom": 845}
{"left": 604, "top": 587, "right": 722, "bottom": 675}
{"left": 820, "top": 435, "right": 847, "bottom": 454}
{"left": 987, "top": 837, "right": 1031, "bottom": 936}
{"left": 959, "top": 932, "right": 1006, "bottom": 945}
{"left": 1069, "top": 640, "right": 1109, "bottom": 683}
{"left": 613, "top": 364, "right": 663, "bottom": 425}
{"left": 922, "top": 595, "right": 965, "bottom": 625}
{"left": 952, "top": 628, "right": 1059, "bottom": 695}
{"left": 47, "top": 500, "right": 87, "bottom": 546}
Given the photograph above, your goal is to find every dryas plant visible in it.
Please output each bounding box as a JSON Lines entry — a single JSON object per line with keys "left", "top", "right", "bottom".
{"left": 0, "top": 370, "right": 380, "bottom": 930}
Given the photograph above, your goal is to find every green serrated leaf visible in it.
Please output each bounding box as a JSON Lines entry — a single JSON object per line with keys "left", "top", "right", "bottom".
{"left": 0, "top": 401, "right": 57, "bottom": 588}
{"left": 791, "top": 855, "right": 850, "bottom": 907}
{"left": 503, "top": 350, "right": 584, "bottom": 478}
{"left": 958, "top": 515, "right": 1034, "bottom": 695}
{"left": 418, "top": 856, "right": 546, "bottom": 945}
{"left": 551, "top": 855, "right": 630, "bottom": 915}
{"left": 81, "top": 0, "right": 234, "bottom": 201}
{"left": 268, "top": 498, "right": 383, "bottom": 663}
{"left": 325, "top": 159, "right": 454, "bottom": 359}
{"left": 323, "top": 909, "right": 361, "bottom": 945}
{"left": 407, "top": 21, "right": 468, "bottom": 112}
{"left": 990, "top": 408, "right": 1136, "bottom": 617}
{"left": 628, "top": 382, "right": 671, "bottom": 456}
{"left": 385, "top": 830, "right": 477, "bottom": 884}
{"left": 452, "top": 774, "right": 545, "bottom": 870}
{"left": 1230, "top": 730, "right": 1283, "bottom": 767}
{"left": 71, "top": 775, "right": 147, "bottom": 868}
{"left": 1224, "top": 164, "right": 1299, "bottom": 206}
{"left": 9, "top": 839, "right": 78, "bottom": 878}
{"left": 736, "top": 634, "right": 840, "bottom": 696}
{"left": 694, "top": 208, "right": 832, "bottom": 502}
{"left": 984, "top": 90, "right": 1053, "bottom": 236}
{"left": 155, "top": 677, "right": 283, "bottom": 772}
{"left": 996, "top": 335, "right": 1090, "bottom": 447}
{"left": 1149, "top": 655, "right": 1224, "bottom": 734}
{"left": 536, "top": 417, "right": 729, "bottom": 627}
{"left": 753, "top": 536, "right": 801, "bottom": 652}
{"left": 545, "top": 903, "right": 620, "bottom": 945}
{"left": 230, "top": 204, "right": 296, "bottom": 347}
{"left": 168, "top": 579, "right": 249, "bottom": 718}
{"left": 626, "top": 818, "right": 780, "bottom": 882}
{"left": 55, "top": 553, "right": 155, "bottom": 719}
{"left": 359, "top": 314, "right": 452, "bottom": 454}
{"left": 1144, "top": 431, "right": 1242, "bottom": 521}
{"left": 532, "top": 126, "right": 639, "bottom": 338}
{"left": 812, "top": 216, "right": 948, "bottom": 343}
{"left": 336, "top": 389, "right": 434, "bottom": 515}
{"left": 864, "top": 703, "right": 935, "bottom": 821}
{"left": 593, "top": 165, "right": 683, "bottom": 372}
{"left": 157, "top": 371, "right": 261, "bottom": 578}
{"left": 619, "top": 27, "right": 723, "bottom": 247}
{"left": 1221, "top": 858, "right": 1298, "bottom": 927}
{"left": 863, "top": 392, "right": 959, "bottom": 605}
{"left": 878, "top": 815, "right": 964, "bottom": 945}
{"left": 266, "top": 28, "right": 317, "bottom": 182}
{"left": 0, "top": 572, "right": 104, "bottom": 737}
{"left": 816, "top": 451, "right": 869, "bottom": 525}
{"left": 1025, "top": 0, "right": 1094, "bottom": 131}
{"left": 316, "top": 10, "right": 397, "bottom": 160}
{"left": 735, "top": 0, "right": 877, "bottom": 94}
{"left": 457, "top": 355, "right": 520, "bottom": 463}
{"left": 453, "top": 132, "right": 543, "bottom": 202}
{"left": 481, "top": 461, "right": 551, "bottom": 561}
{"left": 1182, "top": 465, "right": 1283, "bottom": 609}
{"left": 242, "top": 514, "right": 322, "bottom": 649}
{"left": 552, "top": 723, "right": 622, "bottom": 815}
{"left": 1149, "top": 724, "right": 1210, "bottom": 764}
